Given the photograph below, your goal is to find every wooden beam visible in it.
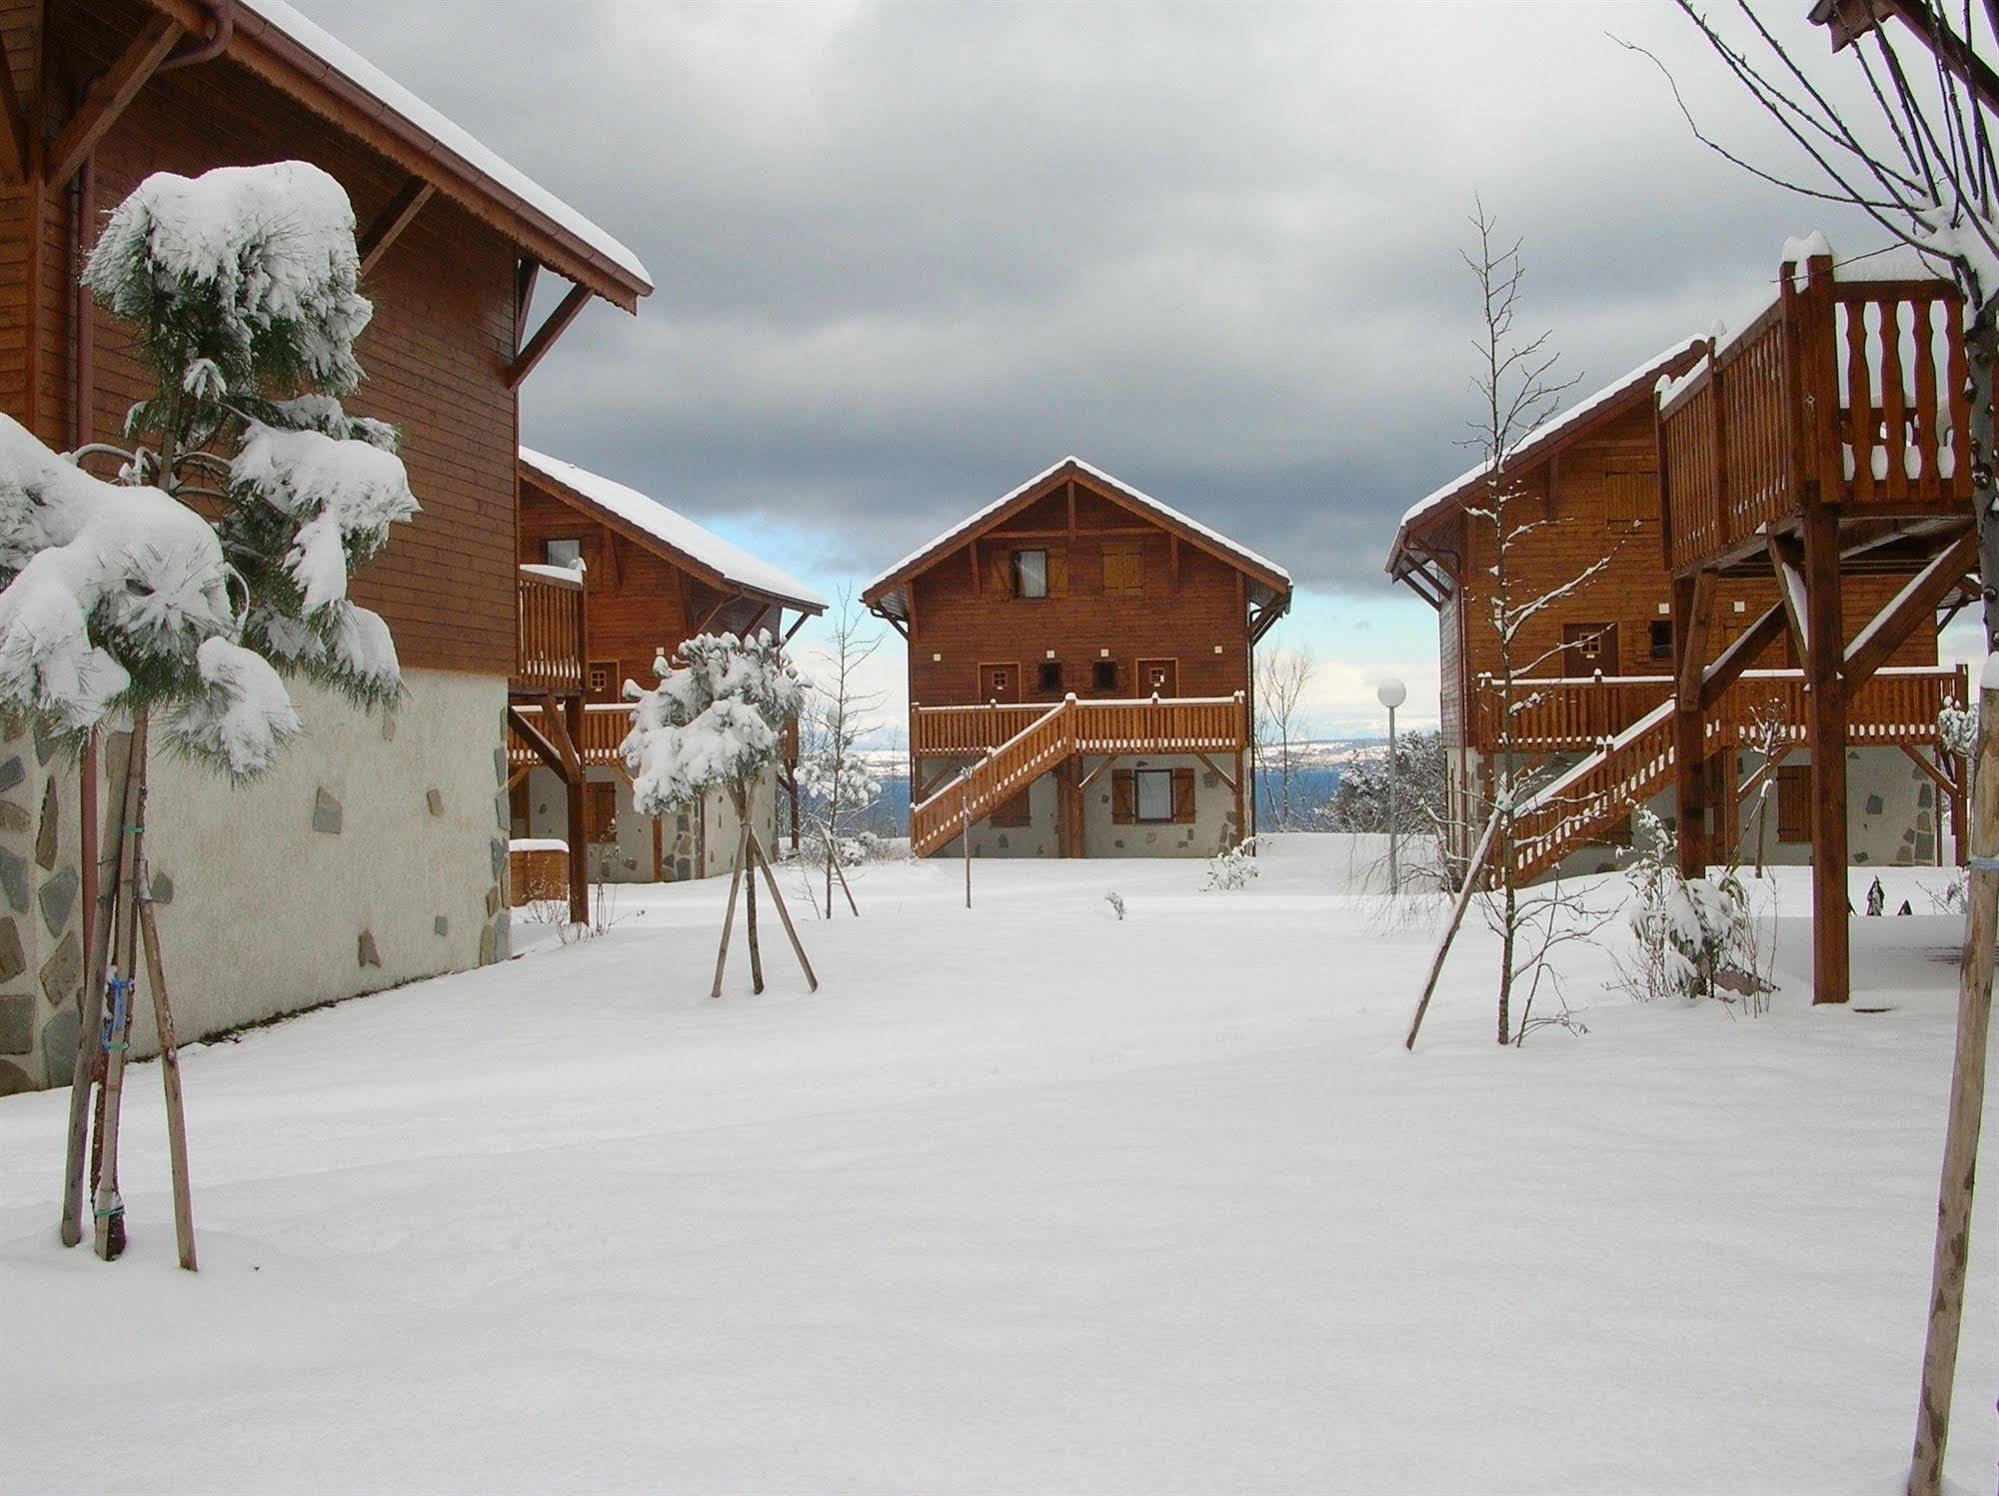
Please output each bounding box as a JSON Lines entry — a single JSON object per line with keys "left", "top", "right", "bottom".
{"left": 0, "top": 30, "right": 28, "bottom": 185}
{"left": 1078, "top": 754, "right": 1119, "bottom": 791}
{"left": 782, "top": 611, "right": 807, "bottom": 644}
{"left": 1699, "top": 601, "right": 1788, "bottom": 713}
{"left": 515, "top": 257, "right": 541, "bottom": 329}
{"left": 506, "top": 280, "right": 591, "bottom": 389}
{"left": 1192, "top": 751, "right": 1237, "bottom": 793}
{"left": 1672, "top": 574, "right": 1708, "bottom": 879}
{"left": 506, "top": 707, "right": 567, "bottom": 777}
{"left": 1768, "top": 534, "right": 1811, "bottom": 664}
{"left": 1802, "top": 503, "right": 1850, "bottom": 1004}
{"left": 357, "top": 176, "right": 434, "bottom": 275}
{"left": 1676, "top": 569, "right": 1716, "bottom": 703}
{"left": 1900, "top": 742, "right": 1961, "bottom": 802}
{"left": 47, "top": 18, "right": 184, "bottom": 190}
{"left": 1844, "top": 531, "right": 1981, "bottom": 689}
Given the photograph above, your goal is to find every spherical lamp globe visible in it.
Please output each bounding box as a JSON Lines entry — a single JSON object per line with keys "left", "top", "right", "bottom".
{"left": 1376, "top": 677, "right": 1407, "bottom": 711}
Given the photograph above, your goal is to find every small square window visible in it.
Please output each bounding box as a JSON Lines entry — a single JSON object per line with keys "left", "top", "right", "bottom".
{"left": 1092, "top": 660, "right": 1118, "bottom": 692}
{"left": 1648, "top": 620, "right": 1673, "bottom": 662}
{"left": 1134, "top": 769, "right": 1174, "bottom": 823}
{"left": 1014, "top": 549, "right": 1048, "bottom": 599}
{"left": 587, "top": 659, "right": 619, "bottom": 696}
{"left": 1037, "top": 661, "right": 1062, "bottom": 692}
{"left": 544, "top": 537, "right": 584, "bottom": 569}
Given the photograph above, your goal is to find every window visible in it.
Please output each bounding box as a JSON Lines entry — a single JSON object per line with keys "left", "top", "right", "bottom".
{"left": 1134, "top": 769, "right": 1174, "bottom": 823}
{"left": 586, "top": 781, "right": 618, "bottom": 843}
{"left": 1092, "top": 659, "right": 1118, "bottom": 693}
{"left": 1777, "top": 766, "right": 1810, "bottom": 843}
{"left": 587, "top": 659, "right": 620, "bottom": 697}
{"left": 544, "top": 537, "right": 584, "bottom": 570}
{"left": 1037, "top": 661, "right": 1062, "bottom": 693}
{"left": 1112, "top": 768, "right": 1195, "bottom": 825}
{"left": 1102, "top": 539, "right": 1143, "bottom": 595}
{"left": 1013, "top": 549, "right": 1048, "bottom": 599}
{"left": 1648, "top": 620, "right": 1674, "bottom": 663}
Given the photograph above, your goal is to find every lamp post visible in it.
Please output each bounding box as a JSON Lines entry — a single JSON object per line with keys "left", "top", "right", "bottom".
{"left": 1377, "top": 677, "right": 1407, "bottom": 895}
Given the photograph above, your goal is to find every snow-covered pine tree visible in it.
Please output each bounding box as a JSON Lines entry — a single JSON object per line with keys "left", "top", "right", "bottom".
{"left": 0, "top": 160, "right": 418, "bottom": 1263}
{"left": 622, "top": 630, "right": 815, "bottom": 993}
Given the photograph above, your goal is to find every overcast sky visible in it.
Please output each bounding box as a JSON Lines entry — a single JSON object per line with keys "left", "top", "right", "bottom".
{"left": 298, "top": 0, "right": 1968, "bottom": 738}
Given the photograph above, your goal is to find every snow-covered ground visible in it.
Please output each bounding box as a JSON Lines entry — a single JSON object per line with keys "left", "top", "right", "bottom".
{"left": 2, "top": 836, "right": 1992, "bottom": 1494}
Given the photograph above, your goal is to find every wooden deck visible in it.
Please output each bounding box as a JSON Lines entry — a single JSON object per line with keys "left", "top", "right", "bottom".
{"left": 1657, "top": 256, "right": 1973, "bottom": 577}
{"left": 908, "top": 695, "right": 1249, "bottom": 857}
{"left": 1477, "top": 666, "right": 1963, "bottom": 755}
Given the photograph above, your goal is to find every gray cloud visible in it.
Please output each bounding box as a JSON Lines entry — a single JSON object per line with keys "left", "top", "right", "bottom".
{"left": 305, "top": 0, "right": 1890, "bottom": 593}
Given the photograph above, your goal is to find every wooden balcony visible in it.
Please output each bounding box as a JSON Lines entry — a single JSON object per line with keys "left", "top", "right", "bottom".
{"left": 911, "top": 695, "right": 1249, "bottom": 759}
{"left": 1657, "top": 254, "right": 1973, "bottom": 576}
{"left": 1477, "top": 666, "right": 1964, "bottom": 758}
{"left": 507, "top": 704, "right": 800, "bottom": 773}
{"left": 512, "top": 564, "right": 586, "bottom": 697}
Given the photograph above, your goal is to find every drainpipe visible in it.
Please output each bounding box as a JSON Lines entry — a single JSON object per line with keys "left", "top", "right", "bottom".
{"left": 157, "top": 0, "right": 234, "bottom": 74}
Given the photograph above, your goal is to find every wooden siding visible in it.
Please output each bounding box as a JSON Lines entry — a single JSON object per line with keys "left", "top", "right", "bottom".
{"left": 517, "top": 467, "right": 779, "bottom": 702}
{"left": 903, "top": 480, "right": 1254, "bottom": 711}
{"left": 1438, "top": 403, "right": 1942, "bottom": 755}
{"left": 4, "top": 0, "right": 523, "bottom": 677}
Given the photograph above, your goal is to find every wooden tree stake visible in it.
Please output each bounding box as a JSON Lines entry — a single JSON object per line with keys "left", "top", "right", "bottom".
{"left": 137, "top": 881, "right": 196, "bottom": 1271}
{"left": 1906, "top": 679, "right": 1999, "bottom": 1496}
{"left": 746, "top": 828, "right": 819, "bottom": 992}
{"left": 1405, "top": 806, "right": 1504, "bottom": 1051}
{"left": 709, "top": 824, "right": 750, "bottom": 999}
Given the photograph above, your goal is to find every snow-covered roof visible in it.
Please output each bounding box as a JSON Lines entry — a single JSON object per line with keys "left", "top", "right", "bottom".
{"left": 519, "top": 448, "right": 826, "bottom": 614}
{"left": 1387, "top": 339, "right": 1708, "bottom": 579}
{"left": 223, "top": 0, "right": 651, "bottom": 302}
{"left": 863, "top": 456, "right": 1291, "bottom": 604}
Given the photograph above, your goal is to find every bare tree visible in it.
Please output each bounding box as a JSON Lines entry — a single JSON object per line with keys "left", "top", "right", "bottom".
{"left": 1636, "top": 11, "right": 1999, "bottom": 1489}
{"left": 1458, "top": 203, "right": 1612, "bottom": 1046}
{"left": 796, "top": 586, "right": 884, "bottom": 917}
{"left": 1253, "top": 648, "right": 1315, "bottom": 828}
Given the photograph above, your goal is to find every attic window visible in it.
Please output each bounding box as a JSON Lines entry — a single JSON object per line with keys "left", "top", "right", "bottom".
{"left": 1037, "top": 661, "right": 1062, "bottom": 693}
{"left": 1013, "top": 549, "right": 1048, "bottom": 599}
{"left": 1092, "top": 660, "right": 1117, "bottom": 692}
{"left": 544, "top": 538, "right": 584, "bottom": 569}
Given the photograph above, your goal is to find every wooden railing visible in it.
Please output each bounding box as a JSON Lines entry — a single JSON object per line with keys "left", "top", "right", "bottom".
{"left": 508, "top": 703, "right": 803, "bottom": 772}
{"left": 1495, "top": 664, "right": 1964, "bottom": 882}
{"left": 1476, "top": 674, "right": 1677, "bottom": 753}
{"left": 513, "top": 564, "right": 586, "bottom": 696}
{"left": 908, "top": 694, "right": 1251, "bottom": 856}
{"left": 911, "top": 702, "right": 1050, "bottom": 757}
{"left": 1658, "top": 255, "right": 1971, "bottom": 573}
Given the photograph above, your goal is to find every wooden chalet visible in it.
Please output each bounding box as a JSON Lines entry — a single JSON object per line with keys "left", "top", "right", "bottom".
{"left": 0, "top": 0, "right": 649, "bottom": 1084}
{"left": 863, "top": 458, "right": 1291, "bottom": 860}
{"left": 508, "top": 449, "right": 825, "bottom": 887}
{"left": 1390, "top": 264, "right": 1978, "bottom": 1006}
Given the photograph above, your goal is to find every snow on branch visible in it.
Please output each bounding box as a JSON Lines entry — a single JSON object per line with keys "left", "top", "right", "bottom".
{"left": 622, "top": 631, "right": 804, "bottom": 814}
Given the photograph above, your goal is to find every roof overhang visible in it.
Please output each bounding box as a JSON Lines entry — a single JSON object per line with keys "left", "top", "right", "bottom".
{"left": 863, "top": 457, "right": 1292, "bottom": 623}
{"left": 518, "top": 457, "right": 826, "bottom": 618}
{"left": 1384, "top": 337, "right": 1709, "bottom": 587}
{"left": 139, "top": 0, "right": 652, "bottom": 313}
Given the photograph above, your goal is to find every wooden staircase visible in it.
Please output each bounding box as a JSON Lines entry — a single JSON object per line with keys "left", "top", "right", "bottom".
{"left": 911, "top": 698, "right": 1076, "bottom": 857}
{"left": 1508, "top": 702, "right": 1679, "bottom": 884}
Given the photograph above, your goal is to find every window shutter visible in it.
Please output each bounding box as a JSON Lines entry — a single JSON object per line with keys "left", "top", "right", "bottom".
{"left": 1777, "top": 766, "right": 1810, "bottom": 843}
{"left": 1111, "top": 770, "right": 1135, "bottom": 825}
{"left": 992, "top": 788, "right": 1032, "bottom": 827}
{"left": 1172, "top": 768, "right": 1197, "bottom": 823}
{"left": 1046, "top": 546, "right": 1069, "bottom": 596}
{"left": 1102, "top": 540, "right": 1142, "bottom": 595}
{"left": 986, "top": 549, "right": 1014, "bottom": 596}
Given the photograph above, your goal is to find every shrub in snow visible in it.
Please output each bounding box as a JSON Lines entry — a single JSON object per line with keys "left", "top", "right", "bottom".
{"left": 1203, "top": 838, "right": 1260, "bottom": 892}
{"left": 1619, "top": 809, "right": 1762, "bottom": 1009}
{"left": 0, "top": 160, "right": 415, "bottom": 774}
{"left": 622, "top": 631, "right": 803, "bottom": 817}
{"left": 1104, "top": 890, "right": 1126, "bottom": 921}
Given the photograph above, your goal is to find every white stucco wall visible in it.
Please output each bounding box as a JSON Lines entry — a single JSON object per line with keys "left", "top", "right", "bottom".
{"left": 1465, "top": 744, "right": 1950, "bottom": 881}
{"left": 932, "top": 754, "right": 1244, "bottom": 860}
{"left": 0, "top": 668, "right": 510, "bottom": 1093}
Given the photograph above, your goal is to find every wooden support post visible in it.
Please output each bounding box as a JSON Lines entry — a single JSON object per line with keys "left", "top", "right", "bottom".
{"left": 357, "top": 176, "right": 435, "bottom": 275}
{"left": 1905, "top": 677, "right": 1998, "bottom": 1495}
{"left": 506, "top": 281, "right": 591, "bottom": 389}
{"left": 1803, "top": 503, "right": 1850, "bottom": 1003}
{"left": 746, "top": 828, "right": 818, "bottom": 991}
{"left": 1672, "top": 573, "right": 1710, "bottom": 879}
{"left": 709, "top": 825, "right": 749, "bottom": 998}
{"left": 563, "top": 696, "right": 589, "bottom": 927}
